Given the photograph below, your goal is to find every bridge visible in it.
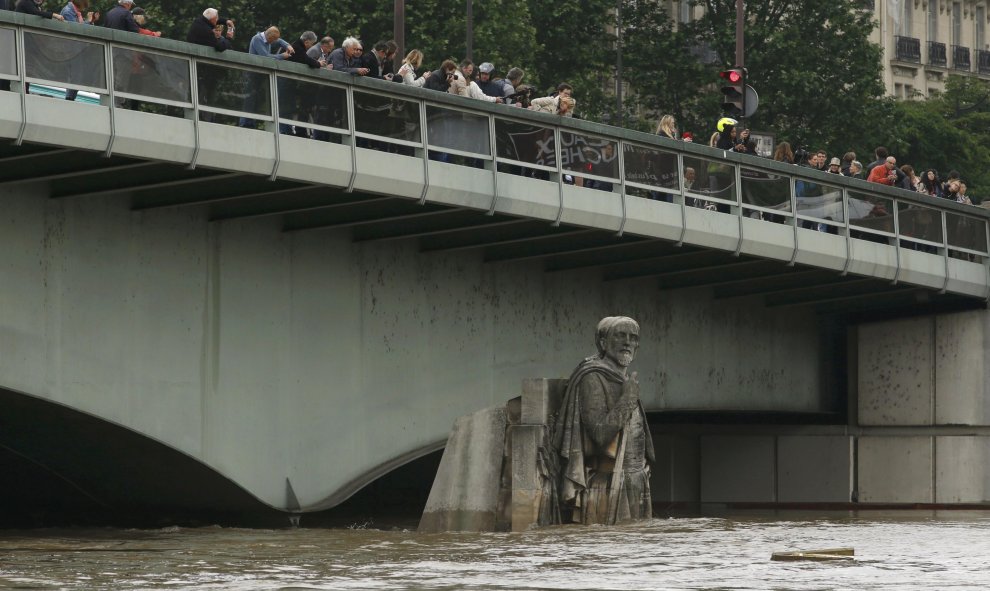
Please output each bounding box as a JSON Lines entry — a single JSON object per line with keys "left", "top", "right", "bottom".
{"left": 2, "top": 13, "right": 990, "bottom": 525}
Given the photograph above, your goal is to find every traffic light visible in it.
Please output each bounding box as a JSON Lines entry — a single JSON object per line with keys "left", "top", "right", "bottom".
{"left": 719, "top": 67, "right": 746, "bottom": 116}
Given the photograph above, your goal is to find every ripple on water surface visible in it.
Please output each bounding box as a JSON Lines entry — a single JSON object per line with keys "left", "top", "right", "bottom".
{"left": 1, "top": 513, "right": 989, "bottom": 590}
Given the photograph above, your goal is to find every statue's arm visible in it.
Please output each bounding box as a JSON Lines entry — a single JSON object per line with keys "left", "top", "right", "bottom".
{"left": 578, "top": 374, "right": 638, "bottom": 452}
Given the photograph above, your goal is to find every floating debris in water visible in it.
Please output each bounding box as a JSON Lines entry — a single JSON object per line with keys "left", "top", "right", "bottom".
{"left": 771, "top": 547, "right": 855, "bottom": 562}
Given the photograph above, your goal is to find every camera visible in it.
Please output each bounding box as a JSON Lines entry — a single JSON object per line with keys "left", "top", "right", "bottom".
{"left": 793, "top": 146, "right": 809, "bottom": 165}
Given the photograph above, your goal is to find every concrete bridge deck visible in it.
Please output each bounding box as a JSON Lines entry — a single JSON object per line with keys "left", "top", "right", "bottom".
{"left": 2, "top": 13, "right": 989, "bottom": 523}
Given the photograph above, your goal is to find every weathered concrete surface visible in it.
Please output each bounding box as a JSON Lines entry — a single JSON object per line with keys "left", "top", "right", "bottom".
{"left": 419, "top": 407, "right": 507, "bottom": 533}
{"left": 509, "top": 424, "right": 544, "bottom": 532}
{"left": 777, "top": 435, "right": 853, "bottom": 503}
{"left": 650, "top": 433, "right": 700, "bottom": 505}
{"left": 935, "top": 436, "right": 990, "bottom": 503}
{"left": 935, "top": 311, "right": 990, "bottom": 426}
{"left": 699, "top": 436, "right": 776, "bottom": 503}
{"left": 858, "top": 318, "right": 934, "bottom": 426}
{"left": 0, "top": 183, "right": 829, "bottom": 511}
{"left": 857, "top": 436, "right": 934, "bottom": 503}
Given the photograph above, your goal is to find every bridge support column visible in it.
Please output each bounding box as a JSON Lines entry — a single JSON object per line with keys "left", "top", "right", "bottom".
{"left": 855, "top": 310, "right": 990, "bottom": 504}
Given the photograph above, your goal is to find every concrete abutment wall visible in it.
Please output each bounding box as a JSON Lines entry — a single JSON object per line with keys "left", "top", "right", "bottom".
{"left": 651, "top": 309, "right": 990, "bottom": 508}
{"left": 0, "top": 181, "right": 831, "bottom": 513}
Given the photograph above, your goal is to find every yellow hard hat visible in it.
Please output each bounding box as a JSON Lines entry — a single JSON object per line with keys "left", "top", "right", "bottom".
{"left": 717, "top": 117, "right": 738, "bottom": 132}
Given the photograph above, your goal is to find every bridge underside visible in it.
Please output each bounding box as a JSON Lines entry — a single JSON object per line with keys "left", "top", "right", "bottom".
{"left": 3, "top": 142, "right": 982, "bottom": 320}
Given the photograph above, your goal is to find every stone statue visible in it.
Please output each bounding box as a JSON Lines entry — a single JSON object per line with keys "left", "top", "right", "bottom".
{"left": 550, "top": 316, "right": 654, "bottom": 525}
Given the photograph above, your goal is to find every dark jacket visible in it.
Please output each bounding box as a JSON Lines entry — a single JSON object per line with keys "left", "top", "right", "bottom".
{"left": 329, "top": 47, "right": 364, "bottom": 74}
{"left": 286, "top": 40, "right": 321, "bottom": 68}
{"left": 477, "top": 78, "right": 510, "bottom": 98}
{"left": 186, "top": 15, "right": 230, "bottom": 52}
{"left": 0, "top": 0, "right": 14, "bottom": 11}
{"left": 360, "top": 50, "right": 384, "bottom": 78}
{"left": 104, "top": 5, "right": 138, "bottom": 32}
{"left": 14, "top": 0, "right": 54, "bottom": 18}
{"left": 423, "top": 68, "right": 450, "bottom": 92}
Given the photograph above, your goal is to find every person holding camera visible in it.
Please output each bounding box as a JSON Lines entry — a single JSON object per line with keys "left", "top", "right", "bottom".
{"left": 867, "top": 156, "right": 899, "bottom": 186}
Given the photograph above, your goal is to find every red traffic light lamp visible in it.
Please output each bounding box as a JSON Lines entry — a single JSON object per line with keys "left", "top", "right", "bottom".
{"left": 720, "top": 67, "right": 746, "bottom": 117}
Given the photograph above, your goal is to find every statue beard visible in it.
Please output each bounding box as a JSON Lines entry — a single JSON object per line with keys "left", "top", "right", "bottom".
{"left": 613, "top": 351, "right": 634, "bottom": 367}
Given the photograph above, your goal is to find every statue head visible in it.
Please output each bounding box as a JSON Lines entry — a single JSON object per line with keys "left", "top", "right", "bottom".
{"left": 595, "top": 316, "right": 640, "bottom": 371}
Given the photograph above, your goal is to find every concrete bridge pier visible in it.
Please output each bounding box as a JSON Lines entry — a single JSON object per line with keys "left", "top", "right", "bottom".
{"left": 649, "top": 308, "right": 990, "bottom": 511}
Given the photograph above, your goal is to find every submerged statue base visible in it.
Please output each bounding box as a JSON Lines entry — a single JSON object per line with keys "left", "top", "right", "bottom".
{"left": 420, "top": 316, "right": 654, "bottom": 532}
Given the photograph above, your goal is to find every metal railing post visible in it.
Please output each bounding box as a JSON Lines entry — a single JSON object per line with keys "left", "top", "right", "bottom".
{"left": 417, "top": 100, "right": 429, "bottom": 205}
{"left": 733, "top": 162, "right": 743, "bottom": 256}
{"left": 941, "top": 212, "right": 950, "bottom": 293}
{"left": 103, "top": 42, "right": 117, "bottom": 158}
{"left": 14, "top": 27, "right": 28, "bottom": 146}
{"left": 892, "top": 200, "right": 902, "bottom": 285}
{"left": 486, "top": 114, "right": 499, "bottom": 216}
{"left": 616, "top": 140, "right": 627, "bottom": 237}
{"left": 345, "top": 86, "right": 357, "bottom": 193}
{"left": 788, "top": 176, "right": 799, "bottom": 266}
{"left": 676, "top": 152, "right": 687, "bottom": 246}
{"left": 840, "top": 188, "right": 852, "bottom": 276}
{"left": 187, "top": 58, "right": 202, "bottom": 170}
{"left": 552, "top": 126, "right": 564, "bottom": 226}
{"left": 269, "top": 72, "right": 282, "bottom": 181}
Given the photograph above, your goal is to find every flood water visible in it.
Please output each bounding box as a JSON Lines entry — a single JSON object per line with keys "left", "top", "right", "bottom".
{"left": 1, "top": 512, "right": 989, "bottom": 590}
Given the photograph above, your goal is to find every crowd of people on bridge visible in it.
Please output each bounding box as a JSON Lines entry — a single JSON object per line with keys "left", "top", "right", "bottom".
{"left": 659, "top": 115, "right": 982, "bottom": 209}
{"left": 1, "top": 1, "right": 979, "bottom": 206}
{"left": 2, "top": 1, "right": 570, "bottom": 114}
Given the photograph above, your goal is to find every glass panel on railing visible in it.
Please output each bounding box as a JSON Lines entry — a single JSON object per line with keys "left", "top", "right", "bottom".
{"left": 23, "top": 31, "right": 106, "bottom": 90}
{"left": 848, "top": 191, "right": 894, "bottom": 233}
{"left": 276, "top": 76, "right": 347, "bottom": 129}
{"left": 112, "top": 48, "right": 190, "bottom": 104}
{"left": 426, "top": 105, "right": 490, "bottom": 156}
{"left": 353, "top": 91, "right": 421, "bottom": 143}
{"left": 681, "top": 155, "right": 735, "bottom": 207}
{"left": 559, "top": 133, "right": 618, "bottom": 181}
{"left": 494, "top": 118, "right": 555, "bottom": 167}
{"left": 946, "top": 211, "right": 989, "bottom": 253}
{"left": 741, "top": 168, "right": 791, "bottom": 213}
{"left": 897, "top": 202, "right": 944, "bottom": 244}
{"left": 622, "top": 144, "right": 679, "bottom": 201}
{"left": 795, "top": 180, "right": 843, "bottom": 223}
{"left": 623, "top": 145, "right": 678, "bottom": 188}
{"left": 0, "top": 28, "right": 15, "bottom": 78}
{"left": 195, "top": 62, "right": 270, "bottom": 116}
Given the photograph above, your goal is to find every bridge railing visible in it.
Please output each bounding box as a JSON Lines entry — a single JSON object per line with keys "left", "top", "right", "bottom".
{"left": 2, "top": 13, "right": 989, "bottom": 272}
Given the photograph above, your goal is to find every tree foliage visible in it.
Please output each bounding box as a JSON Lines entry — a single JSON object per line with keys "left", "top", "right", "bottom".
{"left": 692, "top": 0, "right": 886, "bottom": 152}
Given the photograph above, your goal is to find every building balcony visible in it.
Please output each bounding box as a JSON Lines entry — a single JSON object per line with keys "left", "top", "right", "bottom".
{"left": 952, "top": 45, "right": 971, "bottom": 71}
{"left": 928, "top": 41, "right": 947, "bottom": 67}
{"left": 895, "top": 36, "right": 921, "bottom": 62}
{"left": 979, "top": 49, "right": 990, "bottom": 74}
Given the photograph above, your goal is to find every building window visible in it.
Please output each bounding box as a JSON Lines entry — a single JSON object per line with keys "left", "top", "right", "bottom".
{"left": 953, "top": 2, "right": 962, "bottom": 47}
{"left": 894, "top": 82, "right": 903, "bottom": 98}
{"left": 978, "top": 6, "right": 986, "bottom": 49}
{"left": 898, "top": 0, "right": 913, "bottom": 37}
{"left": 679, "top": 0, "right": 691, "bottom": 23}
{"left": 928, "top": 0, "right": 938, "bottom": 41}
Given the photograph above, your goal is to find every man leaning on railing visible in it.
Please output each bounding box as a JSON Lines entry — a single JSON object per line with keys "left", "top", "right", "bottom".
{"left": 187, "top": 7, "right": 233, "bottom": 52}
{"left": 14, "top": 0, "right": 65, "bottom": 21}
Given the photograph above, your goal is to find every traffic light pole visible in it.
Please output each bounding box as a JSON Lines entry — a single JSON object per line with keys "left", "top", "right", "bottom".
{"left": 736, "top": 0, "right": 745, "bottom": 121}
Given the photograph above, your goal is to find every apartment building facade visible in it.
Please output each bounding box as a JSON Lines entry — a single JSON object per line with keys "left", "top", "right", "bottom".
{"left": 664, "top": 0, "right": 989, "bottom": 98}
{"left": 871, "top": 0, "right": 987, "bottom": 97}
